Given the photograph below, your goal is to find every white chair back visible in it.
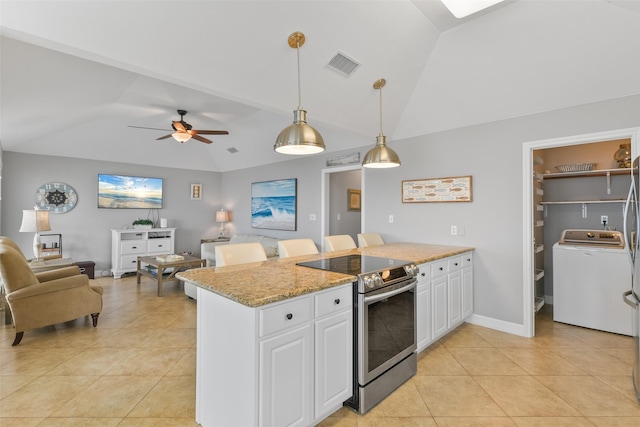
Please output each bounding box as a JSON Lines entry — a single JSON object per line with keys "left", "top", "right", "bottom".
{"left": 324, "top": 235, "right": 357, "bottom": 252}
{"left": 215, "top": 242, "right": 267, "bottom": 267}
{"left": 357, "top": 233, "right": 385, "bottom": 248}
{"left": 278, "top": 239, "right": 319, "bottom": 258}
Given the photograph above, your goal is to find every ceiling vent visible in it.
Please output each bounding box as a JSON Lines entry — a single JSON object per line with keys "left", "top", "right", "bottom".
{"left": 227, "top": 147, "right": 239, "bottom": 153}
{"left": 327, "top": 51, "right": 361, "bottom": 77}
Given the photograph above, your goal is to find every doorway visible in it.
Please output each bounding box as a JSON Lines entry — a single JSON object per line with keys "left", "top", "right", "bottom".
{"left": 321, "top": 164, "right": 363, "bottom": 251}
{"left": 522, "top": 127, "right": 640, "bottom": 338}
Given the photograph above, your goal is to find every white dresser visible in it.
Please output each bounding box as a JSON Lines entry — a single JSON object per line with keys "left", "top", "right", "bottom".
{"left": 111, "top": 228, "right": 176, "bottom": 278}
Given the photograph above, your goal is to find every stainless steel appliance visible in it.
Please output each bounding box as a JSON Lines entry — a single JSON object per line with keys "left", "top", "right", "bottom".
{"left": 623, "top": 156, "right": 640, "bottom": 403}
{"left": 297, "top": 254, "right": 419, "bottom": 413}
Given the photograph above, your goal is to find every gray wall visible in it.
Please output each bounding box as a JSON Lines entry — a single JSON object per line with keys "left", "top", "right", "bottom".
{"left": 2, "top": 94, "right": 639, "bottom": 332}
{"left": 1, "top": 153, "right": 222, "bottom": 276}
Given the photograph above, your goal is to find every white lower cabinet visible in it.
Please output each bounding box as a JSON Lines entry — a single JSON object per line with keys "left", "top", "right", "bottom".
{"left": 416, "top": 251, "right": 474, "bottom": 351}
{"left": 195, "top": 283, "right": 352, "bottom": 427}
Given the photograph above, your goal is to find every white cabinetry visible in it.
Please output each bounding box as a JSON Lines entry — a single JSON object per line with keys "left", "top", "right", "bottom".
{"left": 195, "top": 283, "right": 353, "bottom": 427}
{"left": 111, "top": 228, "right": 175, "bottom": 278}
{"left": 416, "top": 251, "right": 474, "bottom": 351}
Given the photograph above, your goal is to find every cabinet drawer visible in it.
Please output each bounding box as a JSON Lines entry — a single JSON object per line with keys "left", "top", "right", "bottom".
{"left": 315, "top": 286, "right": 352, "bottom": 318}
{"left": 121, "top": 240, "right": 146, "bottom": 254}
{"left": 431, "top": 260, "right": 447, "bottom": 278}
{"left": 120, "top": 254, "right": 139, "bottom": 270}
{"left": 448, "top": 256, "right": 462, "bottom": 272}
{"left": 260, "top": 297, "right": 312, "bottom": 337}
{"left": 417, "top": 263, "right": 431, "bottom": 284}
{"left": 462, "top": 253, "right": 473, "bottom": 268}
{"left": 148, "top": 238, "right": 171, "bottom": 253}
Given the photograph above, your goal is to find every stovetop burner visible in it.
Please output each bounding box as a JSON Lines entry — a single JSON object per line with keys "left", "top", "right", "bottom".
{"left": 297, "top": 254, "right": 411, "bottom": 276}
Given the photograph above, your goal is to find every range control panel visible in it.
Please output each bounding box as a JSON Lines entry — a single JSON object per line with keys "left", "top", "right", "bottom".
{"left": 559, "top": 229, "right": 624, "bottom": 248}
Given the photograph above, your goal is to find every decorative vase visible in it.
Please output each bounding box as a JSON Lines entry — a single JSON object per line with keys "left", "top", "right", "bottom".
{"left": 614, "top": 143, "right": 631, "bottom": 168}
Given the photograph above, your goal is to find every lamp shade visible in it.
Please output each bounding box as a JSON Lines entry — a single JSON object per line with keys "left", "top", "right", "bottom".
{"left": 274, "top": 109, "right": 326, "bottom": 155}
{"left": 362, "top": 135, "right": 401, "bottom": 168}
{"left": 19, "top": 210, "right": 51, "bottom": 233}
{"left": 172, "top": 132, "right": 192, "bottom": 143}
{"left": 216, "top": 210, "right": 230, "bottom": 223}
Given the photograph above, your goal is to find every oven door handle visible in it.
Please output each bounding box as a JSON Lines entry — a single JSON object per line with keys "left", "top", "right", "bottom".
{"left": 363, "top": 279, "right": 417, "bottom": 304}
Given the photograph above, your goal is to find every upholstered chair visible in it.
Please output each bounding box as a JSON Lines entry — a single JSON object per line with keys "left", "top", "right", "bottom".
{"left": 278, "top": 239, "right": 319, "bottom": 258}
{"left": 324, "top": 235, "right": 357, "bottom": 252}
{"left": 357, "top": 233, "right": 385, "bottom": 248}
{"left": 215, "top": 242, "right": 268, "bottom": 267}
{"left": 0, "top": 245, "right": 103, "bottom": 346}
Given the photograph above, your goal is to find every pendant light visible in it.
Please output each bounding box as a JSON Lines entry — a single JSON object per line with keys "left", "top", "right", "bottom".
{"left": 274, "top": 31, "right": 326, "bottom": 155}
{"left": 362, "top": 78, "right": 401, "bottom": 168}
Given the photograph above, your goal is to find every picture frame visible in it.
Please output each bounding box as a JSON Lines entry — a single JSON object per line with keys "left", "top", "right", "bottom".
{"left": 190, "top": 183, "right": 202, "bottom": 200}
{"left": 347, "top": 189, "right": 361, "bottom": 211}
{"left": 251, "top": 178, "right": 297, "bottom": 231}
{"left": 402, "top": 176, "right": 472, "bottom": 203}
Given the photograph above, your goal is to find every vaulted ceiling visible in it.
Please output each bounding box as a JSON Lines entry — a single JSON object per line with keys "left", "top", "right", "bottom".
{"left": 1, "top": 0, "right": 639, "bottom": 172}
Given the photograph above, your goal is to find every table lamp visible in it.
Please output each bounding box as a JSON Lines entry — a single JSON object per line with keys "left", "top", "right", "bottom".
{"left": 216, "top": 209, "right": 230, "bottom": 238}
{"left": 19, "top": 209, "right": 51, "bottom": 264}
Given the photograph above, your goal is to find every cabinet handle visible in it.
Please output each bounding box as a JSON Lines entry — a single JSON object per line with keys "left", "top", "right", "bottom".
{"left": 421, "top": 272, "right": 426, "bottom": 277}
{"left": 439, "top": 267, "right": 444, "bottom": 271}
{"left": 466, "top": 258, "right": 471, "bottom": 262}
{"left": 132, "top": 246, "right": 137, "bottom": 249}
{"left": 454, "top": 262, "right": 458, "bottom": 266}
{"left": 158, "top": 245, "right": 163, "bottom": 247}
{"left": 334, "top": 298, "right": 340, "bottom": 305}
{"left": 286, "top": 313, "right": 293, "bottom": 320}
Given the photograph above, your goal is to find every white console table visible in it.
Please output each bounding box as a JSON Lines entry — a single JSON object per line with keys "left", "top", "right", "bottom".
{"left": 111, "top": 228, "right": 176, "bottom": 278}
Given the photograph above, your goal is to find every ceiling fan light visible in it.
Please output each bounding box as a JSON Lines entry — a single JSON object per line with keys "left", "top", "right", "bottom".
{"left": 172, "top": 132, "right": 192, "bottom": 143}
{"left": 274, "top": 109, "right": 325, "bottom": 155}
{"left": 363, "top": 135, "right": 401, "bottom": 168}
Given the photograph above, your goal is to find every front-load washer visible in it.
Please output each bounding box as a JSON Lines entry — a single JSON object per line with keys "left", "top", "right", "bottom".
{"left": 552, "top": 229, "right": 632, "bottom": 335}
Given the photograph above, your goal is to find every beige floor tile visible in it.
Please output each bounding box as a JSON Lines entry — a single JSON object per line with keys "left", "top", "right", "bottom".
{"left": 0, "top": 418, "right": 45, "bottom": 427}
{"left": 413, "top": 375, "right": 506, "bottom": 416}
{"left": 438, "top": 328, "right": 493, "bottom": 348}
{"left": 117, "top": 419, "right": 199, "bottom": 427}
{"left": 536, "top": 376, "right": 640, "bottom": 417}
{"left": 45, "top": 347, "right": 132, "bottom": 376}
{"left": 104, "top": 347, "right": 188, "bottom": 376}
{"left": 0, "top": 375, "right": 38, "bottom": 399}
{"left": 595, "top": 375, "right": 639, "bottom": 403}
{"left": 166, "top": 310, "right": 197, "bottom": 329}
{"left": 475, "top": 327, "right": 542, "bottom": 349}
{"left": 588, "top": 416, "right": 640, "bottom": 426}
{"left": 123, "top": 311, "right": 184, "bottom": 329}
{"left": 602, "top": 347, "right": 635, "bottom": 365}
{"left": 551, "top": 348, "right": 632, "bottom": 376}
{"left": 0, "top": 375, "right": 97, "bottom": 418}
{"left": 166, "top": 348, "right": 196, "bottom": 376}
{"left": 355, "top": 417, "right": 438, "bottom": 426}
{"left": 127, "top": 376, "right": 195, "bottom": 418}
{"left": 474, "top": 376, "right": 580, "bottom": 417}
{"left": 563, "top": 328, "right": 633, "bottom": 349}
{"left": 90, "top": 327, "right": 161, "bottom": 348}
{"left": 530, "top": 328, "right": 593, "bottom": 349}
{"left": 51, "top": 375, "right": 160, "bottom": 417}
{"left": 366, "top": 381, "right": 431, "bottom": 418}
{"left": 511, "top": 417, "right": 596, "bottom": 426}
{"left": 448, "top": 347, "right": 528, "bottom": 375}
{"left": 433, "top": 417, "right": 517, "bottom": 426}
{"left": 499, "top": 348, "right": 588, "bottom": 375}
{"left": 416, "top": 343, "right": 468, "bottom": 376}
{"left": 140, "top": 327, "right": 196, "bottom": 348}
{"left": 315, "top": 416, "right": 359, "bottom": 427}
{"left": 36, "top": 418, "right": 122, "bottom": 426}
{"left": 0, "top": 347, "right": 82, "bottom": 376}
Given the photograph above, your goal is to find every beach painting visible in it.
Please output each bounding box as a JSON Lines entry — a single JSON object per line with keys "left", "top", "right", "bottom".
{"left": 98, "top": 174, "right": 163, "bottom": 209}
{"left": 251, "top": 178, "right": 297, "bottom": 231}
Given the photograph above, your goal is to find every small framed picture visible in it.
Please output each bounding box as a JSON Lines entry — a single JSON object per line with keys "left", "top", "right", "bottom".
{"left": 348, "top": 189, "right": 361, "bottom": 211}
{"left": 190, "top": 183, "right": 202, "bottom": 200}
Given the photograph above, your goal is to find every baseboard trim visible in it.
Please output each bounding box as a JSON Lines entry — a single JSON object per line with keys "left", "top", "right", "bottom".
{"left": 466, "top": 314, "right": 528, "bottom": 337}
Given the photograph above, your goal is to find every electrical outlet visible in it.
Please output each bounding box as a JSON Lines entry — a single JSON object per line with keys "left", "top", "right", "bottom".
{"left": 309, "top": 214, "right": 316, "bottom": 221}
{"left": 601, "top": 215, "right": 608, "bottom": 225}
{"left": 389, "top": 215, "right": 394, "bottom": 224}
{"left": 451, "top": 225, "right": 457, "bottom": 236}
{"left": 337, "top": 213, "right": 341, "bottom": 221}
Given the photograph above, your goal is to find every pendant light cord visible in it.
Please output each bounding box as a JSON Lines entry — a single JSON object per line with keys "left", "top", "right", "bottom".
{"left": 296, "top": 41, "right": 302, "bottom": 109}
{"left": 379, "top": 85, "right": 383, "bottom": 136}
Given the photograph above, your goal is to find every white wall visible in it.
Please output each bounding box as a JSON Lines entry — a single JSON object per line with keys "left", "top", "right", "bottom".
{"left": 1, "top": 153, "right": 222, "bottom": 275}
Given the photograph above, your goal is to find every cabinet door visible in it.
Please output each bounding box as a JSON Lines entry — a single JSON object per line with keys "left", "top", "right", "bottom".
{"left": 417, "top": 282, "right": 432, "bottom": 351}
{"left": 462, "top": 267, "right": 473, "bottom": 319}
{"left": 448, "top": 270, "right": 462, "bottom": 328}
{"left": 315, "top": 310, "right": 352, "bottom": 420}
{"left": 260, "top": 324, "right": 313, "bottom": 427}
{"left": 431, "top": 276, "right": 448, "bottom": 341}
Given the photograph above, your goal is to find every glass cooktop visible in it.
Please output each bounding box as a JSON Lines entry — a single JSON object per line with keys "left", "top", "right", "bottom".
{"left": 296, "top": 254, "right": 411, "bottom": 275}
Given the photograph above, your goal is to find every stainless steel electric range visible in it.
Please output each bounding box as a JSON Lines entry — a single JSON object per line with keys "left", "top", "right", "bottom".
{"left": 297, "top": 254, "right": 419, "bottom": 413}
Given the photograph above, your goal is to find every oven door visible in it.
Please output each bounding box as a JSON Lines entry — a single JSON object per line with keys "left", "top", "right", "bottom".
{"left": 358, "top": 278, "right": 417, "bottom": 385}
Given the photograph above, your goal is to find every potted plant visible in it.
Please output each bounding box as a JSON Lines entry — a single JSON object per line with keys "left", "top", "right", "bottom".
{"left": 132, "top": 219, "right": 154, "bottom": 230}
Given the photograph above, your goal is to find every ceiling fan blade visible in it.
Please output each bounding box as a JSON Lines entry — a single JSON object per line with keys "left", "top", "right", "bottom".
{"left": 192, "top": 134, "right": 213, "bottom": 144}
{"left": 129, "top": 125, "right": 172, "bottom": 131}
{"left": 193, "top": 130, "right": 229, "bottom": 135}
{"left": 173, "top": 121, "right": 186, "bottom": 132}
{"left": 156, "top": 134, "right": 174, "bottom": 140}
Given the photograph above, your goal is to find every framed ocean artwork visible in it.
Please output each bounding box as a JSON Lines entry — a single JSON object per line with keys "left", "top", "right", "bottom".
{"left": 251, "top": 178, "right": 297, "bottom": 231}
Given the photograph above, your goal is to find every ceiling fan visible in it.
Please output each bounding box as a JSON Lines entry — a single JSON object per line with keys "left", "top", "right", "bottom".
{"left": 129, "top": 109, "right": 229, "bottom": 144}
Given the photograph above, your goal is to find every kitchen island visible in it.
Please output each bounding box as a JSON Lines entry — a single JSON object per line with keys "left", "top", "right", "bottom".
{"left": 177, "top": 242, "right": 474, "bottom": 427}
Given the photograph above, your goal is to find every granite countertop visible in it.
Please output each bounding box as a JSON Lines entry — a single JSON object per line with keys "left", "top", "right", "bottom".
{"left": 176, "top": 242, "right": 473, "bottom": 308}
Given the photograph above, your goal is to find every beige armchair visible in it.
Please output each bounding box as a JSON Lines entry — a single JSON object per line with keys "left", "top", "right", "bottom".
{"left": 0, "top": 245, "right": 103, "bottom": 346}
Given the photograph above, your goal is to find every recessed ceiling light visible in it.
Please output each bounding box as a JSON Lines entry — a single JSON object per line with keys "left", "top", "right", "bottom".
{"left": 440, "top": 0, "right": 505, "bottom": 18}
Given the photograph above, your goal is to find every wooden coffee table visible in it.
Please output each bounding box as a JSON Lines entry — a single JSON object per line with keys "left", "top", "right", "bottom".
{"left": 137, "top": 254, "right": 205, "bottom": 296}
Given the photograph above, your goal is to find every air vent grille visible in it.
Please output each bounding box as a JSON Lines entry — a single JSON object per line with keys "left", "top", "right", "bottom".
{"left": 227, "top": 147, "right": 239, "bottom": 154}
{"left": 327, "top": 52, "right": 360, "bottom": 77}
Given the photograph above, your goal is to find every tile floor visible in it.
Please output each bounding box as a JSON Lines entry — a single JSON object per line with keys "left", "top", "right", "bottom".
{"left": 1, "top": 276, "right": 639, "bottom": 426}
